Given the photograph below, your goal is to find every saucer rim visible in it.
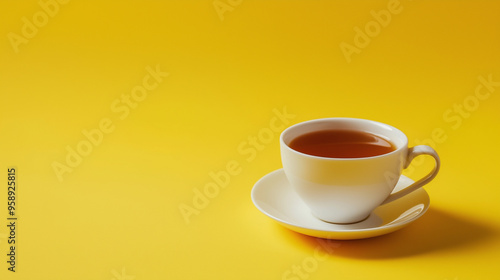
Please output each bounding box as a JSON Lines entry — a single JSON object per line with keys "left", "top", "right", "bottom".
{"left": 251, "top": 168, "right": 430, "bottom": 236}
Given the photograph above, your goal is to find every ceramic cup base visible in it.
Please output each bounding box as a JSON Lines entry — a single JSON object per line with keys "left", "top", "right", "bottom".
{"left": 313, "top": 212, "right": 371, "bottom": 225}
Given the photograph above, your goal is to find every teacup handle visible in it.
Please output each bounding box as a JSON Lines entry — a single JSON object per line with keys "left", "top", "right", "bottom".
{"left": 381, "top": 145, "right": 441, "bottom": 205}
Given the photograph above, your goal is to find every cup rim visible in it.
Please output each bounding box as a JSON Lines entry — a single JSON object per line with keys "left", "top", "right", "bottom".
{"left": 280, "top": 118, "right": 408, "bottom": 161}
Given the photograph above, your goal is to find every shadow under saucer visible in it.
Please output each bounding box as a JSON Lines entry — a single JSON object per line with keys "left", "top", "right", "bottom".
{"left": 277, "top": 207, "right": 497, "bottom": 259}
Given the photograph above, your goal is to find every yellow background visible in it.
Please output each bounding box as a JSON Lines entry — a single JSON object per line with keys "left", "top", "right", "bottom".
{"left": 1, "top": 0, "right": 499, "bottom": 279}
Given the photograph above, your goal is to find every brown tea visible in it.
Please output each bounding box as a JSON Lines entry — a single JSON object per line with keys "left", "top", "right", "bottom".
{"left": 289, "top": 129, "right": 396, "bottom": 158}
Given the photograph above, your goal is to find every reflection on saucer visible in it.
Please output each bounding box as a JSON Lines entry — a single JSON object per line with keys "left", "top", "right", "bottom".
{"left": 385, "top": 204, "right": 425, "bottom": 226}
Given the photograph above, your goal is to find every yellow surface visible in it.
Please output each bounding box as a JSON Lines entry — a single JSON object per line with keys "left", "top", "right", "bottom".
{"left": 1, "top": 0, "right": 499, "bottom": 279}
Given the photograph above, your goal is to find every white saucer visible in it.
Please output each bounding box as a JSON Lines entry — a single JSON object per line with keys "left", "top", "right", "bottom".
{"left": 251, "top": 169, "right": 430, "bottom": 240}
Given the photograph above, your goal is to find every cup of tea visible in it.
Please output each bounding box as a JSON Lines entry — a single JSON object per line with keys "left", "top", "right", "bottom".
{"left": 280, "top": 118, "right": 440, "bottom": 224}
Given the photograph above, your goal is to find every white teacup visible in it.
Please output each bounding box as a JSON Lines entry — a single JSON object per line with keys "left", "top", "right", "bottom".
{"left": 280, "top": 118, "right": 440, "bottom": 224}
